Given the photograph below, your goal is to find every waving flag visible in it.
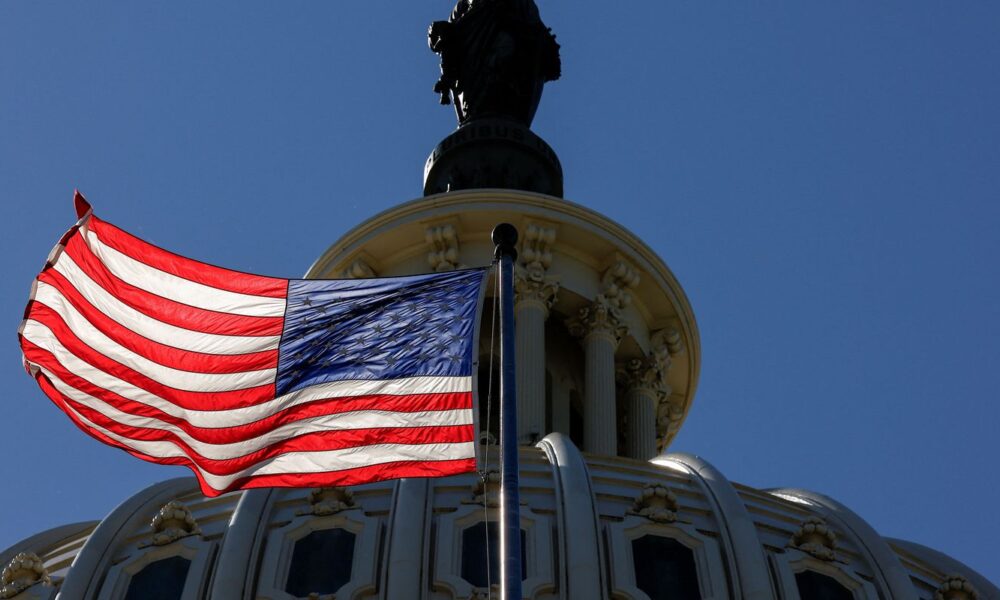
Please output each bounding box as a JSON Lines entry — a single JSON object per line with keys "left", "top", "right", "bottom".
{"left": 18, "top": 192, "right": 486, "bottom": 496}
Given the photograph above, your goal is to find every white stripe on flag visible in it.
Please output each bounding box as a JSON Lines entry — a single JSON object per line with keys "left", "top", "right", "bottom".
{"left": 60, "top": 398, "right": 475, "bottom": 490}
{"left": 23, "top": 318, "right": 276, "bottom": 392}
{"left": 47, "top": 262, "right": 282, "bottom": 354}
{"left": 41, "top": 367, "right": 472, "bottom": 460}
{"left": 83, "top": 228, "right": 286, "bottom": 317}
{"left": 25, "top": 332, "right": 469, "bottom": 427}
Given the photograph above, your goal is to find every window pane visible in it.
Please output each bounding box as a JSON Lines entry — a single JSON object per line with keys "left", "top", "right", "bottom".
{"left": 285, "top": 528, "right": 356, "bottom": 597}
{"left": 795, "top": 570, "right": 854, "bottom": 600}
{"left": 460, "top": 521, "right": 526, "bottom": 588}
{"left": 631, "top": 535, "right": 701, "bottom": 600}
{"left": 124, "top": 556, "right": 191, "bottom": 600}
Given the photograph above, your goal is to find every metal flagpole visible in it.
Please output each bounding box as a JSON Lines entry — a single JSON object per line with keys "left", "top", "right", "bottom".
{"left": 492, "top": 223, "right": 523, "bottom": 600}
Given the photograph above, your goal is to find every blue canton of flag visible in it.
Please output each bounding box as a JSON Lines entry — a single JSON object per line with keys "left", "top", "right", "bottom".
{"left": 278, "top": 269, "right": 486, "bottom": 394}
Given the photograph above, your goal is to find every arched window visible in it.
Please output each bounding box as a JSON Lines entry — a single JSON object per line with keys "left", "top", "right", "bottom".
{"left": 124, "top": 556, "right": 191, "bottom": 600}
{"left": 631, "top": 535, "right": 701, "bottom": 600}
{"left": 284, "top": 528, "right": 356, "bottom": 597}
{"left": 795, "top": 570, "right": 853, "bottom": 600}
{"left": 460, "top": 521, "right": 526, "bottom": 588}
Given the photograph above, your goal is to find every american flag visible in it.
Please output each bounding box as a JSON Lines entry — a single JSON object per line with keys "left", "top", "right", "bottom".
{"left": 18, "top": 192, "right": 486, "bottom": 496}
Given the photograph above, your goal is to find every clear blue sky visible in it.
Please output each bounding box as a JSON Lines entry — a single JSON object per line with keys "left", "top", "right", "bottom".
{"left": 2, "top": 1, "right": 998, "bottom": 585}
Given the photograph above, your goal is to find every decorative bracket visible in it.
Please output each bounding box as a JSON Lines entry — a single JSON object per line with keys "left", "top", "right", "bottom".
{"left": 141, "top": 500, "right": 202, "bottom": 548}
{"left": 600, "top": 256, "right": 640, "bottom": 312}
{"left": 935, "top": 575, "right": 979, "bottom": 600}
{"left": 297, "top": 486, "right": 358, "bottom": 516}
{"left": 627, "top": 483, "right": 681, "bottom": 523}
{"left": 341, "top": 258, "right": 376, "bottom": 279}
{"left": 787, "top": 516, "right": 839, "bottom": 561}
{"left": 0, "top": 553, "right": 51, "bottom": 599}
{"left": 426, "top": 223, "right": 462, "bottom": 272}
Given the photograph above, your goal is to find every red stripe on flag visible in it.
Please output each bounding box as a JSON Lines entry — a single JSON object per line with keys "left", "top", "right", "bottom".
{"left": 60, "top": 394, "right": 475, "bottom": 474}
{"left": 62, "top": 235, "right": 285, "bottom": 337}
{"left": 21, "top": 339, "right": 470, "bottom": 444}
{"left": 28, "top": 287, "right": 278, "bottom": 374}
{"left": 88, "top": 215, "right": 288, "bottom": 298}
{"left": 34, "top": 372, "right": 477, "bottom": 497}
{"left": 24, "top": 314, "right": 276, "bottom": 409}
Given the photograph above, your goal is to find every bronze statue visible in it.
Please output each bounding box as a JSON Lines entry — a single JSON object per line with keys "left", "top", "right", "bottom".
{"left": 429, "top": 0, "right": 561, "bottom": 127}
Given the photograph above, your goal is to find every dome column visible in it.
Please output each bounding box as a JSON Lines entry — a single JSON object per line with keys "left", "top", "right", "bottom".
{"left": 617, "top": 357, "right": 669, "bottom": 460}
{"left": 569, "top": 258, "right": 639, "bottom": 456}
{"left": 514, "top": 224, "right": 559, "bottom": 444}
{"left": 619, "top": 329, "right": 682, "bottom": 459}
{"left": 570, "top": 300, "right": 626, "bottom": 455}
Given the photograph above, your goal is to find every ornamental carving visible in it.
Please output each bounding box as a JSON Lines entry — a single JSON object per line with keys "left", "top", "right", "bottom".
{"left": 298, "top": 486, "right": 357, "bottom": 516}
{"left": 466, "top": 588, "right": 495, "bottom": 600}
{"left": 568, "top": 299, "right": 627, "bottom": 346}
{"left": 600, "top": 257, "right": 640, "bottom": 312}
{"left": 0, "top": 553, "right": 51, "bottom": 599}
{"left": 463, "top": 470, "right": 501, "bottom": 508}
{"left": 341, "top": 258, "right": 376, "bottom": 279}
{"left": 788, "top": 516, "right": 838, "bottom": 561}
{"left": 514, "top": 266, "right": 559, "bottom": 311}
{"left": 653, "top": 327, "right": 684, "bottom": 356}
{"left": 628, "top": 483, "right": 680, "bottom": 523}
{"left": 519, "top": 223, "right": 556, "bottom": 280}
{"left": 618, "top": 357, "right": 670, "bottom": 397}
{"left": 426, "top": 223, "right": 462, "bottom": 272}
{"left": 656, "top": 398, "right": 683, "bottom": 449}
{"left": 143, "top": 500, "right": 201, "bottom": 547}
{"left": 514, "top": 222, "right": 559, "bottom": 310}
{"left": 935, "top": 575, "right": 979, "bottom": 600}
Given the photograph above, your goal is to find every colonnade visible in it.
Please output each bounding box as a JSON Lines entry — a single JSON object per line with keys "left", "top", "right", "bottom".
{"left": 510, "top": 224, "right": 680, "bottom": 459}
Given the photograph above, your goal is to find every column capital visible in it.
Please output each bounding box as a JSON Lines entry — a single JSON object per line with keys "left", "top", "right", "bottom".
{"left": 616, "top": 357, "right": 672, "bottom": 400}
{"left": 514, "top": 265, "right": 559, "bottom": 312}
{"left": 568, "top": 298, "right": 627, "bottom": 347}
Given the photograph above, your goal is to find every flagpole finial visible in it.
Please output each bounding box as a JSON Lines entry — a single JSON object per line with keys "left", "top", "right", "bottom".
{"left": 492, "top": 223, "right": 519, "bottom": 260}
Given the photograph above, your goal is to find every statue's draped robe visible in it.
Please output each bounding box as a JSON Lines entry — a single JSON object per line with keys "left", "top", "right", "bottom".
{"left": 438, "top": 0, "right": 560, "bottom": 126}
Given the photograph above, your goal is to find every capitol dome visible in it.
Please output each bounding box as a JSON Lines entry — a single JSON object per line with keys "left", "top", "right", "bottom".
{"left": 2, "top": 190, "right": 996, "bottom": 600}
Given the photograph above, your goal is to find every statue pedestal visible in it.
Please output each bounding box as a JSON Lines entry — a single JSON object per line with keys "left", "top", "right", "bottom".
{"left": 423, "top": 118, "right": 563, "bottom": 197}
